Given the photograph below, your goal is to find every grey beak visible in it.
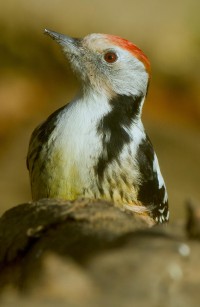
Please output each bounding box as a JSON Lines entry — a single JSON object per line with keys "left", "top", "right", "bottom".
{"left": 44, "top": 29, "right": 81, "bottom": 54}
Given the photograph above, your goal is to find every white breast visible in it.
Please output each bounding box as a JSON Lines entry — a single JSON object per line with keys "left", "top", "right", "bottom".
{"left": 45, "top": 92, "right": 111, "bottom": 199}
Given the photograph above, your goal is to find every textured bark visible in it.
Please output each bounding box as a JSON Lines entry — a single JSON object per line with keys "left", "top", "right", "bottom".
{"left": 0, "top": 198, "right": 200, "bottom": 307}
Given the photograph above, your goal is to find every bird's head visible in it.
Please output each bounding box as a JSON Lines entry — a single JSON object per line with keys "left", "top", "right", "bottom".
{"left": 45, "top": 29, "right": 150, "bottom": 98}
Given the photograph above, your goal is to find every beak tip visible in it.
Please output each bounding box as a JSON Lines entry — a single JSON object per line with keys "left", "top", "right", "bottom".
{"left": 43, "top": 29, "right": 78, "bottom": 52}
{"left": 44, "top": 29, "right": 52, "bottom": 37}
{"left": 43, "top": 29, "right": 62, "bottom": 43}
{"left": 44, "top": 29, "right": 59, "bottom": 41}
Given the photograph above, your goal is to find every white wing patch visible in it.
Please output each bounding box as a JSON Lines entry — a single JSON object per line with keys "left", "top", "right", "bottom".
{"left": 153, "top": 154, "right": 165, "bottom": 189}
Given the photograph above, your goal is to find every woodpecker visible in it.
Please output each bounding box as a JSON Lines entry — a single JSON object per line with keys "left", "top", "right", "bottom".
{"left": 27, "top": 29, "right": 169, "bottom": 224}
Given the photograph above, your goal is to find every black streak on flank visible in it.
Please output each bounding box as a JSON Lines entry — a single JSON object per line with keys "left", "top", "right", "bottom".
{"left": 36, "top": 105, "right": 67, "bottom": 143}
{"left": 96, "top": 94, "right": 143, "bottom": 181}
{"left": 136, "top": 136, "right": 169, "bottom": 222}
{"left": 27, "top": 104, "right": 67, "bottom": 172}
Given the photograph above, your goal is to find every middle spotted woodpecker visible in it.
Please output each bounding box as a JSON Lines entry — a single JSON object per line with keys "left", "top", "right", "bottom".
{"left": 27, "top": 29, "right": 169, "bottom": 224}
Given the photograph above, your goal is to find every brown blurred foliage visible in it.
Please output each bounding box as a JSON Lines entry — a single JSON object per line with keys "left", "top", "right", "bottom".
{"left": 0, "top": 0, "right": 199, "bottom": 219}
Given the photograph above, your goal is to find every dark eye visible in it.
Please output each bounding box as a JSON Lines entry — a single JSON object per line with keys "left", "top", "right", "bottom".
{"left": 104, "top": 52, "right": 118, "bottom": 63}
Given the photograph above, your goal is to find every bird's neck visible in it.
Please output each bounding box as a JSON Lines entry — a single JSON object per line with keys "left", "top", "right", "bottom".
{"left": 81, "top": 87, "right": 145, "bottom": 124}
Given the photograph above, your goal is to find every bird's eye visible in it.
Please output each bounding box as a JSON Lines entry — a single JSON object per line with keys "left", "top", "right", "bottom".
{"left": 104, "top": 52, "right": 118, "bottom": 63}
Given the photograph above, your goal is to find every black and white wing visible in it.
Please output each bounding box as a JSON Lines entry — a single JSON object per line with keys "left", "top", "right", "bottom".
{"left": 136, "top": 134, "right": 169, "bottom": 223}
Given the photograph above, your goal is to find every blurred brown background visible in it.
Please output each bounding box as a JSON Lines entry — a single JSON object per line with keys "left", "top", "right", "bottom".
{"left": 0, "top": 0, "right": 199, "bottom": 221}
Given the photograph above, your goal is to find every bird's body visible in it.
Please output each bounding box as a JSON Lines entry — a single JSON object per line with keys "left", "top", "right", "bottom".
{"left": 27, "top": 30, "right": 169, "bottom": 224}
